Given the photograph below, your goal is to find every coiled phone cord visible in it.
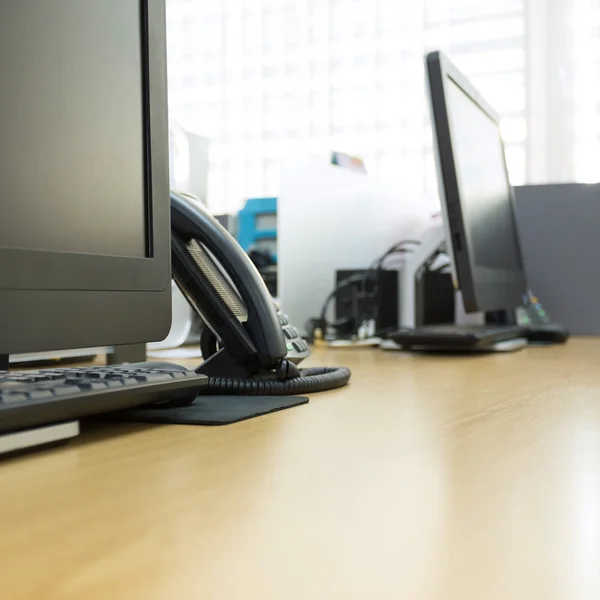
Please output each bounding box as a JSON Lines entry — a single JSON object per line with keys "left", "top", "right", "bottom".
{"left": 203, "top": 364, "right": 351, "bottom": 396}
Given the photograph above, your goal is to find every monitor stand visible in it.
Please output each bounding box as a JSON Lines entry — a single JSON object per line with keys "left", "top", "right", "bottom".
{"left": 108, "top": 343, "right": 147, "bottom": 365}
{"left": 380, "top": 336, "right": 527, "bottom": 353}
{"left": 0, "top": 343, "right": 147, "bottom": 371}
{"left": 486, "top": 309, "right": 517, "bottom": 326}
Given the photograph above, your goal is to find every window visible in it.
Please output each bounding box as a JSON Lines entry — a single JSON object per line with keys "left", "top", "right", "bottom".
{"left": 166, "top": 0, "right": 600, "bottom": 211}
{"left": 570, "top": 0, "right": 600, "bottom": 182}
{"left": 424, "top": 0, "right": 527, "bottom": 185}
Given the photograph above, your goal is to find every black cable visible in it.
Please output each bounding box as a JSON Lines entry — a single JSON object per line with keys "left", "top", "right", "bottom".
{"left": 197, "top": 326, "right": 350, "bottom": 394}
{"left": 309, "top": 240, "right": 422, "bottom": 342}
{"left": 359, "top": 244, "right": 418, "bottom": 331}
{"left": 204, "top": 366, "right": 351, "bottom": 395}
{"left": 422, "top": 248, "right": 449, "bottom": 273}
{"left": 314, "top": 241, "right": 421, "bottom": 340}
{"left": 362, "top": 241, "right": 420, "bottom": 292}
{"left": 318, "top": 273, "right": 365, "bottom": 336}
{"left": 362, "top": 247, "right": 411, "bottom": 291}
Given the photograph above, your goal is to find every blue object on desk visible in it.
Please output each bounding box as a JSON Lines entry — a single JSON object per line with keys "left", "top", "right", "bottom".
{"left": 237, "top": 197, "right": 278, "bottom": 261}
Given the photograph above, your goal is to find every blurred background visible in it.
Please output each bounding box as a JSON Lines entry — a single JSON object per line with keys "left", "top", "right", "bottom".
{"left": 165, "top": 0, "right": 600, "bottom": 213}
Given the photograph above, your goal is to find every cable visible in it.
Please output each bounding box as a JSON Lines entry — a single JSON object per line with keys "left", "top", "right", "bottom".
{"left": 312, "top": 240, "right": 421, "bottom": 341}
{"left": 423, "top": 248, "right": 449, "bottom": 274}
{"left": 363, "top": 241, "right": 420, "bottom": 289}
{"left": 204, "top": 365, "right": 351, "bottom": 395}
{"left": 362, "top": 247, "right": 411, "bottom": 291}
{"left": 359, "top": 242, "right": 420, "bottom": 334}
{"left": 197, "top": 328, "right": 351, "bottom": 395}
{"left": 318, "top": 273, "right": 366, "bottom": 336}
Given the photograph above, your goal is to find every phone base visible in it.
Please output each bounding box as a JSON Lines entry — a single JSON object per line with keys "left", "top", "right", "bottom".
{"left": 109, "top": 394, "right": 309, "bottom": 426}
{"left": 195, "top": 347, "right": 254, "bottom": 379}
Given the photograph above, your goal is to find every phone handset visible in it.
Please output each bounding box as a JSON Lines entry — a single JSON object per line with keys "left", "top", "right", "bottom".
{"left": 170, "top": 192, "right": 350, "bottom": 394}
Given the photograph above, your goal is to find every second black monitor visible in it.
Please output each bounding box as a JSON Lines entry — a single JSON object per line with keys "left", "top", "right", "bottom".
{"left": 426, "top": 50, "right": 527, "bottom": 314}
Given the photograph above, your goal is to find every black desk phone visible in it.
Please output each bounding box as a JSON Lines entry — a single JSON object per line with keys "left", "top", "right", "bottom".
{"left": 170, "top": 192, "right": 350, "bottom": 395}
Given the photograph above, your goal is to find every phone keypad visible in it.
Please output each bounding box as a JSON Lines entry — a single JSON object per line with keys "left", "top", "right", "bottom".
{"left": 283, "top": 326, "right": 297, "bottom": 340}
{"left": 292, "top": 340, "right": 308, "bottom": 353}
{"left": 276, "top": 309, "right": 310, "bottom": 363}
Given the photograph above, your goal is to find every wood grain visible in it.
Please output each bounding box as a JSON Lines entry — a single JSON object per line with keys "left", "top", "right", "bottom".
{"left": 2, "top": 340, "right": 600, "bottom": 599}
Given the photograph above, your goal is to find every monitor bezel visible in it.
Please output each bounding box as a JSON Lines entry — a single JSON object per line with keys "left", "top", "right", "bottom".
{"left": 426, "top": 50, "right": 527, "bottom": 314}
{"left": 0, "top": 0, "right": 172, "bottom": 355}
{"left": 0, "top": 0, "right": 169, "bottom": 293}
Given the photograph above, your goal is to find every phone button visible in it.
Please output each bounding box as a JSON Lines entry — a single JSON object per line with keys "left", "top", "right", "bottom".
{"left": 283, "top": 326, "right": 297, "bottom": 340}
{"left": 292, "top": 340, "right": 307, "bottom": 353}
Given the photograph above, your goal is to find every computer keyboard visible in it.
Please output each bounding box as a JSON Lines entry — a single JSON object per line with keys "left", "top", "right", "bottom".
{"left": 389, "top": 323, "right": 525, "bottom": 349}
{"left": 404, "top": 324, "right": 523, "bottom": 336}
{"left": 0, "top": 364, "right": 208, "bottom": 435}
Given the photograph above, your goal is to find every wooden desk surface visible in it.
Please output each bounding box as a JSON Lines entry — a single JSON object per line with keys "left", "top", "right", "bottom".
{"left": 2, "top": 340, "right": 600, "bottom": 599}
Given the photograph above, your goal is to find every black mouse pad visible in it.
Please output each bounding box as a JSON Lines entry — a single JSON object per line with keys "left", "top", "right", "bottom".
{"left": 108, "top": 395, "right": 309, "bottom": 426}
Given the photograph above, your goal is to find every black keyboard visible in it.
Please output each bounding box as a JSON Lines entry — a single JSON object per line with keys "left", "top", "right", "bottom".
{"left": 389, "top": 324, "right": 525, "bottom": 349}
{"left": 0, "top": 364, "right": 208, "bottom": 434}
{"left": 524, "top": 323, "right": 570, "bottom": 344}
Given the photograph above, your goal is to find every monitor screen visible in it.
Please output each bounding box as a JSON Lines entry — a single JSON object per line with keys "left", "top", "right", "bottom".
{"left": 0, "top": 1, "right": 147, "bottom": 258}
{"left": 426, "top": 50, "right": 527, "bottom": 314}
{"left": 446, "top": 78, "right": 523, "bottom": 272}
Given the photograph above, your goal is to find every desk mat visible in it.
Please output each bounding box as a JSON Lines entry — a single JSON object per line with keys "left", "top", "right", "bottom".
{"left": 108, "top": 395, "right": 309, "bottom": 426}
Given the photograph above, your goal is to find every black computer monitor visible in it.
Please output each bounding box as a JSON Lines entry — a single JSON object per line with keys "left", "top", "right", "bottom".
{"left": 0, "top": 0, "right": 171, "bottom": 356}
{"left": 426, "top": 50, "right": 527, "bottom": 314}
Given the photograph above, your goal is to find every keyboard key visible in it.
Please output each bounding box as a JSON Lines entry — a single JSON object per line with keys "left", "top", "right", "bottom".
{"left": 5, "top": 376, "right": 38, "bottom": 383}
{"left": 105, "top": 379, "right": 126, "bottom": 388}
{"left": 0, "top": 380, "right": 29, "bottom": 389}
{"left": 30, "top": 373, "right": 64, "bottom": 380}
{"left": 26, "top": 390, "right": 55, "bottom": 401}
{"left": 166, "top": 371, "right": 186, "bottom": 379}
{"left": 49, "top": 385, "right": 83, "bottom": 396}
{"left": 111, "top": 377, "right": 139, "bottom": 386}
{"left": 74, "top": 382, "right": 108, "bottom": 391}
{"left": 1, "top": 392, "right": 29, "bottom": 404}
{"left": 130, "top": 373, "right": 171, "bottom": 383}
